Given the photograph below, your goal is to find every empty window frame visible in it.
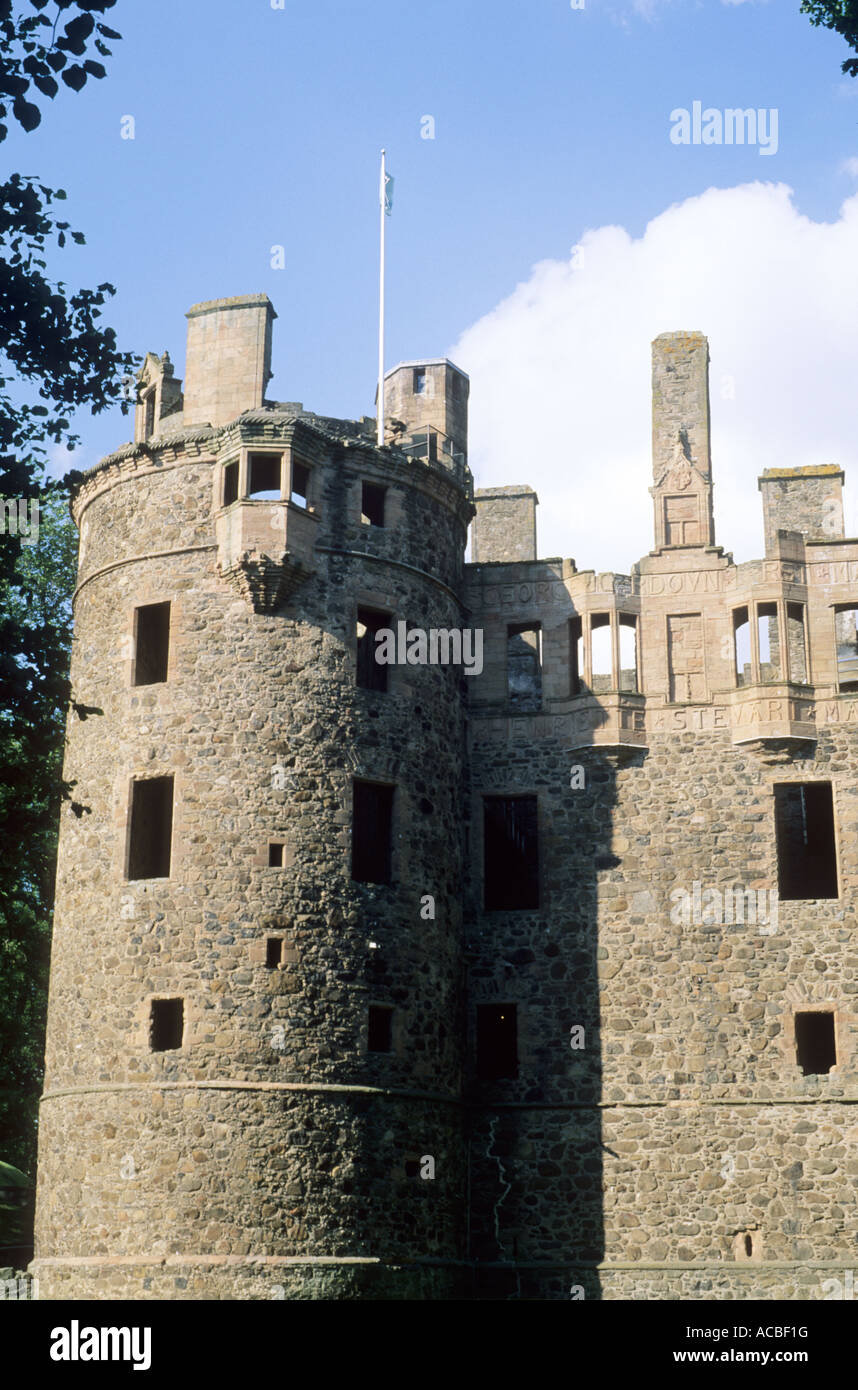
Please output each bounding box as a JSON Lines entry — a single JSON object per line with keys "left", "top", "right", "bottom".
{"left": 265, "top": 938, "right": 283, "bottom": 969}
{"left": 133, "top": 602, "right": 170, "bottom": 686}
{"left": 352, "top": 781, "right": 394, "bottom": 885}
{"left": 507, "top": 623, "right": 542, "bottom": 711}
{"left": 248, "top": 452, "right": 282, "bottom": 499}
{"left": 361, "top": 481, "right": 386, "bottom": 527}
{"left": 290, "top": 460, "right": 311, "bottom": 508}
{"left": 569, "top": 616, "right": 583, "bottom": 696}
{"left": 773, "top": 782, "right": 838, "bottom": 900}
{"left": 476, "top": 1003, "right": 518, "bottom": 1080}
{"left": 787, "top": 602, "right": 809, "bottom": 684}
{"left": 733, "top": 606, "right": 751, "bottom": 687}
{"left": 834, "top": 605, "right": 858, "bottom": 692}
{"left": 483, "top": 796, "right": 539, "bottom": 911}
{"left": 150, "top": 998, "right": 183, "bottom": 1052}
{"left": 222, "top": 460, "right": 239, "bottom": 507}
{"left": 127, "top": 775, "right": 174, "bottom": 880}
{"left": 356, "top": 607, "right": 390, "bottom": 692}
{"left": 618, "top": 613, "right": 638, "bottom": 693}
{"left": 794, "top": 1011, "right": 836, "bottom": 1076}
{"left": 368, "top": 1004, "right": 393, "bottom": 1053}
{"left": 413, "top": 367, "right": 427, "bottom": 395}
{"left": 268, "top": 842, "right": 284, "bottom": 867}
{"left": 590, "top": 614, "right": 612, "bottom": 694}
{"left": 757, "top": 601, "right": 781, "bottom": 681}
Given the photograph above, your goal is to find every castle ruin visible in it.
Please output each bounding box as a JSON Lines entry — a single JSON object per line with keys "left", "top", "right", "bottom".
{"left": 33, "top": 296, "right": 858, "bottom": 1299}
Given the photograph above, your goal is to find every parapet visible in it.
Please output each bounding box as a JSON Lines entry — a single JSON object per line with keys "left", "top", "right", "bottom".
{"left": 471, "top": 485, "right": 538, "bottom": 563}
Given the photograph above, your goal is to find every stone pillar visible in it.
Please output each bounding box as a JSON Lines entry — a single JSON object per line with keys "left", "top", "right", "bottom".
{"left": 649, "top": 332, "right": 715, "bottom": 551}
{"left": 183, "top": 294, "right": 276, "bottom": 428}
{"left": 758, "top": 466, "right": 845, "bottom": 556}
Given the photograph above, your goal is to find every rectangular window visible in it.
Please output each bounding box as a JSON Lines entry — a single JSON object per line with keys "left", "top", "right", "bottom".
{"left": 834, "top": 605, "right": 858, "bottom": 691}
{"left": 483, "top": 796, "right": 539, "bottom": 911}
{"left": 733, "top": 606, "right": 751, "bottom": 687}
{"left": 569, "top": 616, "right": 583, "bottom": 696}
{"left": 476, "top": 1003, "right": 518, "bottom": 1080}
{"left": 265, "top": 938, "right": 283, "bottom": 969}
{"left": 787, "top": 602, "right": 808, "bottom": 684}
{"left": 619, "top": 613, "right": 638, "bottom": 693}
{"left": 248, "top": 452, "right": 282, "bottom": 499}
{"left": 795, "top": 1011, "right": 836, "bottom": 1076}
{"left": 150, "top": 998, "right": 183, "bottom": 1052}
{"left": 361, "top": 482, "right": 386, "bottom": 527}
{"left": 352, "top": 781, "right": 394, "bottom": 885}
{"left": 268, "top": 842, "right": 284, "bottom": 868}
{"left": 222, "top": 460, "right": 239, "bottom": 507}
{"left": 291, "top": 460, "right": 310, "bottom": 508}
{"left": 757, "top": 602, "right": 781, "bottom": 681}
{"left": 774, "top": 782, "right": 838, "bottom": 900}
{"left": 590, "top": 613, "right": 612, "bottom": 694}
{"left": 133, "top": 602, "right": 170, "bottom": 686}
{"left": 413, "top": 368, "right": 426, "bottom": 395}
{"left": 507, "top": 623, "right": 542, "bottom": 711}
{"left": 127, "top": 775, "right": 174, "bottom": 880}
{"left": 144, "top": 390, "right": 156, "bottom": 438}
{"left": 356, "top": 607, "right": 390, "bottom": 692}
{"left": 368, "top": 1004, "right": 393, "bottom": 1053}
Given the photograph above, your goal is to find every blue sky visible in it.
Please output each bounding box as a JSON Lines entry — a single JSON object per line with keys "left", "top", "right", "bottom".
{"left": 8, "top": 0, "right": 858, "bottom": 565}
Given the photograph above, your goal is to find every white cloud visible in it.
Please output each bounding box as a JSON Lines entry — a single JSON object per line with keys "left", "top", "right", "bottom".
{"left": 451, "top": 182, "right": 858, "bottom": 572}
{"left": 842, "top": 156, "right": 858, "bottom": 178}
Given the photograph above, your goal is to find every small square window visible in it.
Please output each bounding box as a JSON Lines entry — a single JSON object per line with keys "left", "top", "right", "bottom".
{"left": 268, "top": 842, "right": 284, "bottom": 868}
{"left": 476, "top": 1003, "right": 518, "bottom": 1079}
{"left": 266, "top": 938, "right": 283, "bottom": 969}
{"left": 356, "top": 607, "right": 390, "bottom": 692}
{"left": 133, "top": 602, "right": 170, "bottom": 686}
{"left": 368, "top": 1005, "right": 393, "bottom": 1053}
{"left": 795, "top": 1011, "right": 836, "bottom": 1076}
{"left": 248, "top": 452, "right": 282, "bottom": 499}
{"left": 150, "top": 998, "right": 183, "bottom": 1052}
{"left": 361, "top": 482, "right": 386, "bottom": 527}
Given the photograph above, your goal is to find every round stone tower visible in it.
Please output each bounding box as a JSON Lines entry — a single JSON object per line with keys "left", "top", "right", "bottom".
{"left": 32, "top": 295, "right": 475, "bottom": 1300}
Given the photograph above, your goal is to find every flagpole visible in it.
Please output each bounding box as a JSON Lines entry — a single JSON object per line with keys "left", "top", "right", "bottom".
{"left": 377, "top": 148, "right": 386, "bottom": 448}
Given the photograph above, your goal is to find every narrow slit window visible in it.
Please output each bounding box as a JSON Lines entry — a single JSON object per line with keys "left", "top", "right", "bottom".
{"left": 291, "top": 461, "right": 310, "bottom": 507}
{"left": 733, "top": 606, "right": 751, "bottom": 687}
{"left": 265, "top": 938, "right": 283, "bottom": 969}
{"left": 352, "top": 781, "right": 394, "bottom": 885}
{"left": 483, "top": 796, "right": 539, "bottom": 911}
{"left": 150, "top": 998, "right": 183, "bottom": 1052}
{"left": 757, "top": 602, "right": 781, "bottom": 681}
{"left": 507, "top": 623, "right": 542, "bottom": 711}
{"left": 476, "top": 1003, "right": 518, "bottom": 1080}
{"left": 569, "top": 616, "right": 583, "bottom": 696}
{"left": 356, "top": 607, "right": 390, "bottom": 692}
{"left": 133, "top": 602, "right": 171, "bottom": 686}
{"left": 787, "top": 602, "right": 808, "bottom": 684}
{"left": 144, "top": 390, "right": 156, "bottom": 438}
{"left": 413, "top": 368, "right": 426, "bottom": 395}
{"left": 268, "top": 842, "right": 284, "bottom": 868}
{"left": 248, "top": 452, "right": 282, "bottom": 499}
{"left": 127, "top": 775, "right": 174, "bottom": 880}
{"left": 795, "top": 1011, "right": 836, "bottom": 1076}
{"left": 773, "top": 782, "right": 838, "bottom": 900}
{"left": 590, "top": 613, "right": 612, "bottom": 694}
{"left": 222, "top": 460, "right": 239, "bottom": 507}
{"left": 834, "top": 605, "right": 858, "bottom": 691}
{"left": 368, "top": 1004, "right": 393, "bottom": 1052}
{"left": 619, "top": 613, "right": 638, "bottom": 693}
{"left": 361, "top": 482, "right": 386, "bottom": 527}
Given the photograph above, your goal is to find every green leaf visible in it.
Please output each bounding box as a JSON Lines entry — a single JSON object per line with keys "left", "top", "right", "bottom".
{"left": 61, "top": 65, "right": 87, "bottom": 92}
